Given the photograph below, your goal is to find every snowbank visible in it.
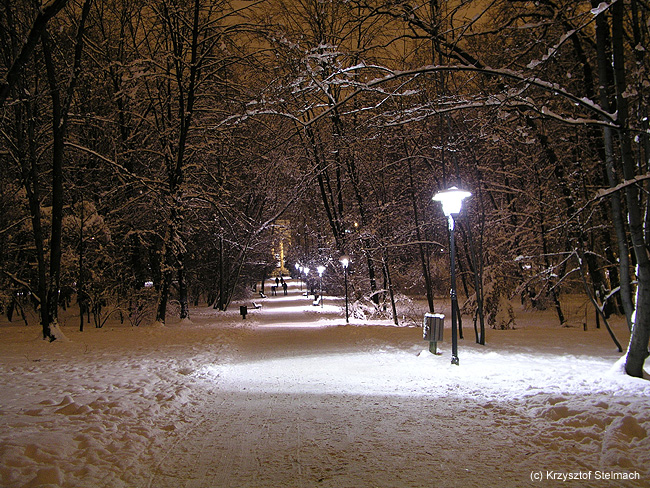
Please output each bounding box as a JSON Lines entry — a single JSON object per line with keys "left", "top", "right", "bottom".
{"left": 1, "top": 291, "right": 649, "bottom": 487}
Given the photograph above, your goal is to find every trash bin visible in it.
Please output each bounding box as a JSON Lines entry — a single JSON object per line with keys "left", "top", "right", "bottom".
{"left": 240, "top": 305, "right": 247, "bottom": 319}
{"left": 423, "top": 313, "right": 444, "bottom": 354}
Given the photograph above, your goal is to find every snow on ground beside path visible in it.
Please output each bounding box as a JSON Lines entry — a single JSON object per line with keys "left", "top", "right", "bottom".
{"left": 0, "top": 285, "right": 649, "bottom": 487}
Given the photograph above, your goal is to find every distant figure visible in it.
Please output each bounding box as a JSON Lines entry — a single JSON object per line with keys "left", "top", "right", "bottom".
{"left": 282, "top": 282, "right": 288, "bottom": 295}
{"left": 271, "top": 285, "right": 277, "bottom": 296}
{"left": 275, "top": 277, "right": 280, "bottom": 287}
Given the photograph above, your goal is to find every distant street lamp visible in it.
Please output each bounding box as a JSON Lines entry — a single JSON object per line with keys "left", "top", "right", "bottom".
{"left": 433, "top": 186, "right": 471, "bottom": 366}
{"left": 339, "top": 255, "right": 350, "bottom": 323}
{"left": 317, "top": 265, "right": 326, "bottom": 307}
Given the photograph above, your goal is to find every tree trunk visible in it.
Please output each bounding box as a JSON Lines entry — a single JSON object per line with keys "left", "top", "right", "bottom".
{"left": 215, "top": 234, "right": 225, "bottom": 311}
{"left": 18, "top": 103, "right": 49, "bottom": 338}
{"left": 408, "top": 158, "right": 435, "bottom": 313}
{"left": 155, "top": 249, "right": 172, "bottom": 326}
{"left": 41, "top": 30, "right": 65, "bottom": 339}
{"left": 609, "top": 1, "right": 650, "bottom": 376}
{"left": 38, "top": 0, "right": 91, "bottom": 340}
{"left": 178, "top": 262, "right": 189, "bottom": 320}
{"left": 593, "top": 1, "right": 635, "bottom": 330}
{"left": 465, "top": 223, "right": 485, "bottom": 345}
{"left": 78, "top": 195, "right": 85, "bottom": 332}
{"left": 304, "top": 126, "right": 345, "bottom": 249}
{"left": 329, "top": 107, "right": 379, "bottom": 304}
{"left": 383, "top": 253, "right": 399, "bottom": 326}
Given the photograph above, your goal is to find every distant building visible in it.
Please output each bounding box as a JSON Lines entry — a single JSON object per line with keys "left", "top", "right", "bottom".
{"left": 272, "top": 220, "right": 291, "bottom": 276}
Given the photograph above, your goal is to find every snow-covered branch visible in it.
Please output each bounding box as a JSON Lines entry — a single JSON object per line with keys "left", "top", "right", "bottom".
{"left": 595, "top": 173, "right": 650, "bottom": 199}
{"left": 303, "top": 64, "right": 618, "bottom": 128}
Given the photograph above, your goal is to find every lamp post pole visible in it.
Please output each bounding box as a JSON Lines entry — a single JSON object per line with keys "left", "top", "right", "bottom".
{"left": 448, "top": 214, "right": 459, "bottom": 365}
{"left": 433, "top": 187, "right": 471, "bottom": 366}
{"left": 339, "top": 255, "right": 350, "bottom": 323}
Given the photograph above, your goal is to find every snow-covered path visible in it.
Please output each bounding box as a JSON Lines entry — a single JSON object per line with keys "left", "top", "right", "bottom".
{"left": 146, "top": 284, "right": 649, "bottom": 487}
{"left": 1, "top": 281, "right": 650, "bottom": 487}
{"left": 147, "top": 388, "right": 530, "bottom": 488}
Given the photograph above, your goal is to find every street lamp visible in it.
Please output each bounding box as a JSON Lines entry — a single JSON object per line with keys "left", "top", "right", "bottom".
{"left": 317, "top": 265, "right": 326, "bottom": 307}
{"left": 339, "top": 255, "right": 350, "bottom": 323}
{"left": 433, "top": 186, "right": 471, "bottom": 365}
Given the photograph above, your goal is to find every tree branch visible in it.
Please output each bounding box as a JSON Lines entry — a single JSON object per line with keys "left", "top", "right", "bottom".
{"left": 0, "top": 0, "right": 69, "bottom": 107}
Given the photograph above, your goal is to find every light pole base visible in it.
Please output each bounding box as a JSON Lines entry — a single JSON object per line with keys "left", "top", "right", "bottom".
{"left": 451, "top": 355, "right": 459, "bottom": 365}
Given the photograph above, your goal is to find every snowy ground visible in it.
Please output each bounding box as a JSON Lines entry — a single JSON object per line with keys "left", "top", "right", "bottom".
{"left": 1, "top": 281, "right": 649, "bottom": 488}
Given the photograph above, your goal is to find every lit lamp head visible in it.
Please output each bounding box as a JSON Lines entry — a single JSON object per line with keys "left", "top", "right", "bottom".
{"left": 317, "top": 265, "right": 326, "bottom": 277}
{"left": 433, "top": 186, "right": 471, "bottom": 228}
{"left": 339, "top": 255, "right": 350, "bottom": 269}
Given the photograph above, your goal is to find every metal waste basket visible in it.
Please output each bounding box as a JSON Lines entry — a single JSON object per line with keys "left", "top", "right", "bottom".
{"left": 423, "top": 313, "right": 444, "bottom": 354}
{"left": 240, "top": 305, "right": 247, "bottom": 319}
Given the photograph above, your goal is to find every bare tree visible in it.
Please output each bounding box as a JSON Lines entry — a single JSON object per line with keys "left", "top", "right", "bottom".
{"left": 1, "top": 0, "right": 92, "bottom": 340}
